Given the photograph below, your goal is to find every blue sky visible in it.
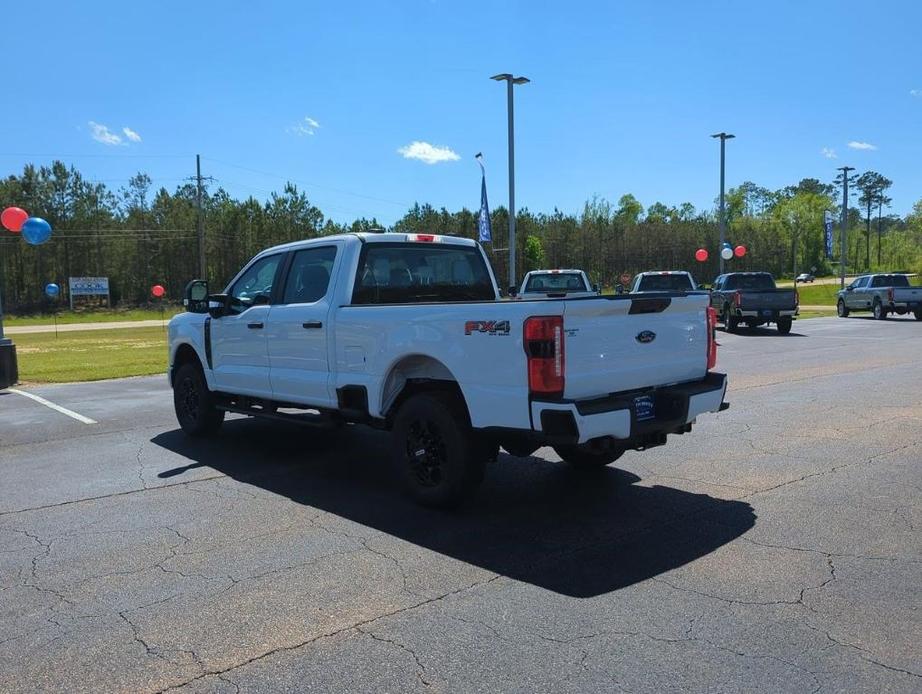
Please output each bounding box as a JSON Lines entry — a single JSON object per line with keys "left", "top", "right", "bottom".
{"left": 2, "top": 0, "right": 921, "bottom": 225}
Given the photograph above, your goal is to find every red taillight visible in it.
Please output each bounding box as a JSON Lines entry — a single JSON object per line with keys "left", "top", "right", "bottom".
{"left": 706, "top": 306, "right": 718, "bottom": 370}
{"left": 888, "top": 287, "right": 894, "bottom": 303}
{"left": 734, "top": 291, "right": 742, "bottom": 308}
{"left": 524, "top": 316, "right": 565, "bottom": 397}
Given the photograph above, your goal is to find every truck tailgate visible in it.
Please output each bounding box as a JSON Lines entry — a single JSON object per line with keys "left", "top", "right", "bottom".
{"left": 739, "top": 290, "right": 797, "bottom": 310}
{"left": 893, "top": 287, "right": 922, "bottom": 303}
{"left": 561, "top": 294, "right": 709, "bottom": 400}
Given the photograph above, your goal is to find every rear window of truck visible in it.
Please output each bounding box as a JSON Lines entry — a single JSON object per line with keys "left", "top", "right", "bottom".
{"left": 870, "top": 275, "right": 910, "bottom": 288}
{"left": 637, "top": 274, "right": 694, "bottom": 291}
{"left": 724, "top": 274, "right": 776, "bottom": 290}
{"left": 351, "top": 243, "right": 496, "bottom": 304}
{"left": 524, "top": 272, "right": 588, "bottom": 293}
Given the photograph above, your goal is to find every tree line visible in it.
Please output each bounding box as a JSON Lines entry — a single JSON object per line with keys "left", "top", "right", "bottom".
{"left": 1, "top": 161, "right": 920, "bottom": 312}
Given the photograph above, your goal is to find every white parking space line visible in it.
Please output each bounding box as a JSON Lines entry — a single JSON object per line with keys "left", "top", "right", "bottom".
{"left": 7, "top": 388, "right": 98, "bottom": 425}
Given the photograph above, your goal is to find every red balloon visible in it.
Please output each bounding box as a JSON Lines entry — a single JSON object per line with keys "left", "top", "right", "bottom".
{"left": 694, "top": 248, "right": 709, "bottom": 262}
{"left": 1, "top": 206, "right": 28, "bottom": 232}
{"left": 151, "top": 284, "right": 166, "bottom": 298}
{"left": 734, "top": 245, "right": 747, "bottom": 258}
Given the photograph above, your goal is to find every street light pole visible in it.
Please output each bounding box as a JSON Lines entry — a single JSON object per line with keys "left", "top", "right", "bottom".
{"left": 711, "top": 132, "right": 735, "bottom": 274}
{"left": 837, "top": 166, "right": 855, "bottom": 290}
{"left": 491, "top": 73, "right": 529, "bottom": 291}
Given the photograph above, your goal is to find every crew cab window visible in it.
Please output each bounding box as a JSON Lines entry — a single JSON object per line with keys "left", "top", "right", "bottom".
{"left": 228, "top": 253, "right": 283, "bottom": 314}
{"left": 524, "top": 273, "right": 588, "bottom": 292}
{"left": 723, "top": 274, "right": 775, "bottom": 290}
{"left": 871, "top": 275, "right": 909, "bottom": 288}
{"left": 282, "top": 246, "right": 337, "bottom": 304}
{"left": 352, "top": 243, "right": 495, "bottom": 304}
{"left": 637, "top": 274, "right": 694, "bottom": 291}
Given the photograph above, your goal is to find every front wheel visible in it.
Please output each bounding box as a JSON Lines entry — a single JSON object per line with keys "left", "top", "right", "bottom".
{"left": 391, "top": 392, "right": 485, "bottom": 507}
{"left": 837, "top": 299, "right": 849, "bottom": 318}
{"left": 777, "top": 316, "right": 793, "bottom": 335}
{"left": 554, "top": 441, "right": 625, "bottom": 470}
{"left": 873, "top": 300, "right": 887, "bottom": 320}
{"left": 173, "top": 362, "right": 224, "bottom": 436}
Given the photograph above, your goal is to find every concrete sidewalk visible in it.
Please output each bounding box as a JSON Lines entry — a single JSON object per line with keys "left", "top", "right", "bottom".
{"left": 4, "top": 319, "right": 167, "bottom": 335}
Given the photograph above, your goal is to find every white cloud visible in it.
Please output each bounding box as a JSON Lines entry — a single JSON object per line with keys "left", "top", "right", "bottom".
{"left": 821, "top": 147, "right": 837, "bottom": 159}
{"left": 398, "top": 141, "right": 460, "bottom": 164}
{"left": 910, "top": 89, "right": 921, "bottom": 97}
{"left": 288, "top": 116, "right": 320, "bottom": 136}
{"left": 88, "top": 121, "right": 123, "bottom": 146}
{"left": 847, "top": 141, "right": 877, "bottom": 151}
{"left": 122, "top": 126, "right": 142, "bottom": 143}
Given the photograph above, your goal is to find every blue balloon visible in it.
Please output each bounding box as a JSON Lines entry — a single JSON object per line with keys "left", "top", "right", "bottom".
{"left": 45, "top": 283, "right": 60, "bottom": 298}
{"left": 21, "top": 217, "right": 52, "bottom": 245}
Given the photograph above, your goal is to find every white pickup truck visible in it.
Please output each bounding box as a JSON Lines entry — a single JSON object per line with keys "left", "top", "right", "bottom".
{"left": 517, "top": 269, "right": 599, "bottom": 298}
{"left": 169, "top": 232, "right": 728, "bottom": 506}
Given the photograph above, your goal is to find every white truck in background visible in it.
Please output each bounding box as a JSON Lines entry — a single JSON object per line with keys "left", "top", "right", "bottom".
{"left": 517, "top": 269, "right": 600, "bottom": 298}
{"left": 629, "top": 271, "right": 699, "bottom": 293}
{"left": 168, "top": 233, "right": 728, "bottom": 507}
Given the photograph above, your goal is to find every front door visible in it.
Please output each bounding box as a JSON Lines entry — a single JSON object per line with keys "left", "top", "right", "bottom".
{"left": 211, "top": 253, "right": 284, "bottom": 397}
{"left": 267, "top": 245, "right": 340, "bottom": 407}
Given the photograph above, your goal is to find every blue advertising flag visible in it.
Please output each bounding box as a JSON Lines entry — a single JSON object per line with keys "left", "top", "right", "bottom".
{"left": 824, "top": 210, "right": 833, "bottom": 259}
{"left": 477, "top": 159, "right": 492, "bottom": 243}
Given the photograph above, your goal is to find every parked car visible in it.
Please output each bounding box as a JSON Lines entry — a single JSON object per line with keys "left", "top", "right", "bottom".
{"left": 169, "top": 232, "right": 728, "bottom": 507}
{"left": 629, "top": 271, "right": 699, "bottom": 293}
{"left": 836, "top": 274, "right": 922, "bottom": 320}
{"left": 517, "top": 269, "right": 599, "bottom": 298}
{"left": 710, "top": 272, "right": 798, "bottom": 334}
{"left": 795, "top": 273, "right": 815, "bottom": 283}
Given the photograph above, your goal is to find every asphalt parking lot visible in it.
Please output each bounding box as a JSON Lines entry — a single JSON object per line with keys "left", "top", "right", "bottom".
{"left": 1, "top": 316, "right": 920, "bottom": 693}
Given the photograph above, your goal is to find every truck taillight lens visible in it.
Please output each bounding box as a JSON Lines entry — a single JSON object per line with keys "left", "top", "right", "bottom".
{"left": 524, "top": 316, "right": 565, "bottom": 397}
{"left": 734, "top": 291, "right": 742, "bottom": 308}
{"left": 888, "top": 287, "right": 894, "bottom": 303}
{"left": 706, "top": 306, "right": 718, "bottom": 370}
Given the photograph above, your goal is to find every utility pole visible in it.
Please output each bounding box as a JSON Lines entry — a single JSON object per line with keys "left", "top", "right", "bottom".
{"left": 491, "top": 73, "right": 529, "bottom": 291}
{"left": 837, "top": 166, "right": 855, "bottom": 290}
{"left": 196, "top": 154, "right": 206, "bottom": 280}
{"left": 711, "top": 132, "right": 735, "bottom": 274}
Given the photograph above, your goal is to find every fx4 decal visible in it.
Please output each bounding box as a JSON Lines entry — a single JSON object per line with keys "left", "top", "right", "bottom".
{"left": 464, "top": 320, "right": 511, "bottom": 336}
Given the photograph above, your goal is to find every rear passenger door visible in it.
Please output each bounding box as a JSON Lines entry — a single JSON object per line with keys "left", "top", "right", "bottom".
{"left": 267, "top": 244, "right": 341, "bottom": 407}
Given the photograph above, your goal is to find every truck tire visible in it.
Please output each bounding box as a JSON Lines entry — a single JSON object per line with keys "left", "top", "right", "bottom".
{"left": 173, "top": 362, "right": 224, "bottom": 436}
{"left": 554, "top": 442, "right": 625, "bottom": 470}
{"left": 777, "top": 316, "right": 792, "bottom": 335}
{"left": 872, "top": 299, "right": 887, "bottom": 320}
{"left": 391, "top": 392, "right": 485, "bottom": 507}
{"left": 837, "top": 299, "right": 849, "bottom": 318}
{"left": 722, "top": 307, "right": 738, "bottom": 332}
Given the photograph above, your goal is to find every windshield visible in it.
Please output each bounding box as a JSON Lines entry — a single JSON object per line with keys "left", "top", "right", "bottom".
{"left": 524, "top": 272, "right": 588, "bottom": 293}
{"left": 351, "top": 243, "right": 496, "bottom": 304}
{"left": 870, "top": 275, "right": 910, "bottom": 288}
{"left": 724, "top": 274, "right": 776, "bottom": 290}
{"left": 637, "top": 274, "right": 694, "bottom": 291}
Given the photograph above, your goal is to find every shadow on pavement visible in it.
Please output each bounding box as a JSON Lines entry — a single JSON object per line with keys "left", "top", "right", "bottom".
{"left": 152, "top": 419, "right": 755, "bottom": 598}
{"left": 723, "top": 326, "right": 807, "bottom": 337}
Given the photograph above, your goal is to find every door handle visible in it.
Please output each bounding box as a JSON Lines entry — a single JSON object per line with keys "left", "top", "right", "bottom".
{"left": 302, "top": 321, "right": 323, "bottom": 329}
{"left": 247, "top": 322, "right": 264, "bottom": 329}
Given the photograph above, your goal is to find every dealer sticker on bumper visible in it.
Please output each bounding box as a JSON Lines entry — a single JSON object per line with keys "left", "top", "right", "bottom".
{"left": 634, "top": 394, "right": 655, "bottom": 421}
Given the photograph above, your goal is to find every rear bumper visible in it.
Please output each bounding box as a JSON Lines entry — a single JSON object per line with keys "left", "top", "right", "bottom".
{"left": 737, "top": 309, "right": 797, "bottom": 319}
{"left": 530, "top": 372, "right": 728, "bottom": 445}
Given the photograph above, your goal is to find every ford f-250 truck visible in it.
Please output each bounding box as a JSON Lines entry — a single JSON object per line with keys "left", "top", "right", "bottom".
{"left": 836, "top": 274, "right": 922, "bottom": 320}
{"left": 710, "top": 272, "right": 798, "bottom": 334}
{"left": 168, "top": 232, "right": 728, "bottom": 506}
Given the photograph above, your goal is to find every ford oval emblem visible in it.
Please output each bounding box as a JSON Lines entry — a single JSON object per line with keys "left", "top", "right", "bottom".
{"left": 636, "top": 330, "right": 656, "bottom": 344}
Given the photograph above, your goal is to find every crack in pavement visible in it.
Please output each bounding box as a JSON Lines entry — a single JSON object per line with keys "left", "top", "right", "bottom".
{"left": 356, "top": 625, "right": 433, "bottom": 688}
{"left": 152, "top": 574, "right": 502, "bottom": 693}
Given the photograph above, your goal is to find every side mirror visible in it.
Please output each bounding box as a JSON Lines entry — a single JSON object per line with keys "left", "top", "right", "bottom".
{"left": 183, "top": 279, "right": 209, "bottom": 313}
{"left": 615, "top": 284, "right": 624, "bottom": 295}
{"left": 845, "top": 286, "right": 853, "bottom": 292}
{"left": 508, "top": 286, "right": 518, "bottom": 298}
{"left": 207, "top": 293, "right": 229, "bottom": 318}
{"left": 593, "top": 283, "right": 601, "bottom": 294}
